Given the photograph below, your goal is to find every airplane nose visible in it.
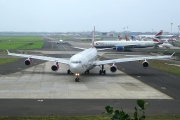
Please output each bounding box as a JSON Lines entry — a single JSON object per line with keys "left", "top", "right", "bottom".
{"left": 70, "top": 64, "right": 85, "bottom": 74}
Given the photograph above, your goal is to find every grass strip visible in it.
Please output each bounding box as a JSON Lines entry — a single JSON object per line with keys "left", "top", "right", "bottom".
{"left": 149, "top": 60, "right": 180, "bottom": 76}
{"left": 0, "top": 58, "right": 19, "bottom": 65}
{"left": 0, "top": 36, "right": 44, "bottom": 50}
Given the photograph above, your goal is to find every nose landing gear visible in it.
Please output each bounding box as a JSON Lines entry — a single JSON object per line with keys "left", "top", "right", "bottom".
{"left": 75, "top": 73, "right": 80, "bottom": 82}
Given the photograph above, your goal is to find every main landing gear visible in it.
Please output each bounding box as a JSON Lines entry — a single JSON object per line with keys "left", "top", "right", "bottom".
{"left": 99, "top": 65, "right": 106, "bottom": 75}
{"left": 85, "top": 70, "right": 89, "bottom": 74}
{"left": 67, "top": 69, "right": 71, "bottom": 74}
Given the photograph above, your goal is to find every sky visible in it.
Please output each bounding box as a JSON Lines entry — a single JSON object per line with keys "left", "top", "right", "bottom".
{"left": 0, "top": 0, "right": 180, "bottom": 32}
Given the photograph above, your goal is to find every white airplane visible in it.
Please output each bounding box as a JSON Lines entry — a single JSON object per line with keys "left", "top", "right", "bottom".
{"left": 7, "top": 27, "right": 175, "bottom": 82}
{"left": 138, "top": 30, "right": 163, "bottom": 39}
{"left": 153, "top": 31, "right": 177, "bottom": 42}
{"left": 57, "top": 39, "right": 65, "bottom": 44}
{"left": 158, "top": 42, "right": 173, "bottom": 48}
{"left": 155, "top": 34, "right": 177, "bottom": 39}
{"left": 152, "top": 38, "right": 173, "bottom": 49}
{"left": 94, "top": 38, "right": 162, "bottom": 51}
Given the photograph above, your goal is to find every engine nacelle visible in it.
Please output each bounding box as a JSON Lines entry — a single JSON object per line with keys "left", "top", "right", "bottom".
{"left": 24, "top": 58, "right": 32, "bottom": 65}
{"left": 110, "top": 64, "right": 117, "bottom": 72}
{"left": 142, "top": 61, "right": 149, "bottom": 68}
{"left": 116, "top": 46, "right": 124, "bottom": 51}
{"left": 51, "top": 63, "right": 59, "bottom": 71}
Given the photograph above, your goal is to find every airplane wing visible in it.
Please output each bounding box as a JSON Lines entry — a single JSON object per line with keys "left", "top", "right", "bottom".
{"left": 94, "top": 53, "right": 175, "bottom": 66}
{"left": 7, "top": 50, "right": 69, "bottom": 64}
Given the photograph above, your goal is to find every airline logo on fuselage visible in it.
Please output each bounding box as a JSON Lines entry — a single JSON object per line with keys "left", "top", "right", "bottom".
{"left": 82, "top": 64, "right": 87, "bottom": 68}
{"left": 95, "top": 42, "right": 104, "bottom": 45}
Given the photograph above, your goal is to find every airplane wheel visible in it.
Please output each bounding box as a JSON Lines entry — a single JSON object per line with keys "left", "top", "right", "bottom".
{"left": 75, "top": 78, "right": 80, "bottom": 82}
{"left": 67, "top": 69, "right": 71, "bottom": 74}
{"left": 99, "top": 70, "right": 102, "bottom": 75}
{"left": 103, "top": 70, "right": 106, "bottom": 75}
{"left": 85, "top": 70, "right": 89, "bottom": 74}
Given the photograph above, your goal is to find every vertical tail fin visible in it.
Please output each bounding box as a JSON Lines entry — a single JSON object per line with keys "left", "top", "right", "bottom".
{"left": 153, "top": 38, "right": 163, "bottom": 44}
{"left": 118, "top": 35, "right": 122, "bottom": 41}
{"left": 153, "top": 38, "right": 160, "bottom": 42}
{"left": 92, "top": 26, "right": 95, "bottom": 48}
{"left": 124, "top": 34, "right": 130, "bottom": 41}
{"left": 155, "top": 30, "right": 163, "bottom": 36}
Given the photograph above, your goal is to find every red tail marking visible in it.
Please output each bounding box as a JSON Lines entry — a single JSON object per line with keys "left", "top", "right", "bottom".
{"left": 118, "top": 35, "right": 122, "bottom": 40}
{"left": 153, "top": 38, "right": 163, "bottom": 44}
{"left": 155, "top": 30, "right": 163, "bottom": 36}
{"left": 153, "top": 38, "right": 159, "bottom": 42}
{"left": 125, "top": 35, "right": 130, "bottom": 41}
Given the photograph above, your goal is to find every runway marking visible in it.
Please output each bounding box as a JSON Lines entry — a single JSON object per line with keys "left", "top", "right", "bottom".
{"left": 125, "top": 55, "right": 143, "bottom": 56}
{"left": 161, "top": 87, "right": 166, "bottom": 89}
{"left": 60, "top": 44, "right": 73, "bottom": 57}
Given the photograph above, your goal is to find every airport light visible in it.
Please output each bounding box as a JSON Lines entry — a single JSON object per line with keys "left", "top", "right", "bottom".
{"left": 177, "top": 25, "right": 180, "bottom": 40}
{"left": 171, "top": 23, "right": 173, "bottom": 35}
{"left": 178, "top": 26, "right": 180, "bottom": 40}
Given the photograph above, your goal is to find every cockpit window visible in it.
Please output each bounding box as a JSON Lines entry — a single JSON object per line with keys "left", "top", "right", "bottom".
{"left": 71, "top": 61, "right": 82, "bottom": 64}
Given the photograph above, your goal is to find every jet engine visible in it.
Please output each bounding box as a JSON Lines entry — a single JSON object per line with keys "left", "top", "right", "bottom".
{"left": 24, "top": 58, "right": 32, "bottom": 65}
{"left": 110, "top": 64, "right": 117, "bottom": 72}
{"left": 142, "top": 60, "right": 149, "bottom": 68}
{"left": 116, "top": 46, "right": 124, "bottom": 51}
{"left": 51, "top": 62, "right": 59, "bottom": 71}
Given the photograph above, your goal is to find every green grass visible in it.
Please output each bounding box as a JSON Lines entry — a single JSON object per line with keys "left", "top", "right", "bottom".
{"left": 146, "top": 49, "right": 180, "bottom": 54}
{"left": 0, "top": 36, "right": 44, "bottom": 50}
{"left": 149, "top": 60, "right": 180, "bottom": 76}
{"left": 146, "top": 115, "right": 180, "bottom": 120}
{"left": 0, "top": 36, "right": 43, "bottom": 64}
{"left": 0, "top": 115, "right": 180, "bottom": 120}
{"left": 0, "top": 58, "right": 19, "bottom": 65}
{"left": 0, "top": 51, "right": 7, "bottom": 54}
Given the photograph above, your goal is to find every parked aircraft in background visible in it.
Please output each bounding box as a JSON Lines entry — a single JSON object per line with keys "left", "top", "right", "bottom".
{"left": 138, "top": 30, "right": 163, "bottom": 39}
{"left": 94, "top": 38, "right": 162, "bottom": 51}
{"left": 7, "top": 27, "right": 174, "bottom": 82}
{"left": 156, "top": 37, "right": 177, "bottom": 43}
{"left": 57, "top": 39, "right": 65, "bottom": 44}
{"left": 158, "top": 42, "right": 173, "bottom": 48}
{"left": 155, "top": 34, "right": 177, "bottom": 39}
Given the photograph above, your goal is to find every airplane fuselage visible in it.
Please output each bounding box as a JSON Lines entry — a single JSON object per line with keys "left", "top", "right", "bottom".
{"left": 69, "top": 48, "right": 98, "bottom": 74}
{"left": 94, "top": 41, "right": 159, "bottom": 48}
{"left": 155, "top": 35, "right": 176, "bottom": 39}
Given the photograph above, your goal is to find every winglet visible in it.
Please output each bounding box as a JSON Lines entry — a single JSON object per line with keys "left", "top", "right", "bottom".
{"left": 171, "top": 52, "right": 175, "bottom": 57}
{"left": 6, "top": 49, "right": 9, "bottom": 54}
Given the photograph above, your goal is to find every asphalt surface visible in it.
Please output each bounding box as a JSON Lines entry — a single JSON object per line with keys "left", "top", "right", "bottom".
{"left": 0, "top": 36, "right": 180, "bottom": 116}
